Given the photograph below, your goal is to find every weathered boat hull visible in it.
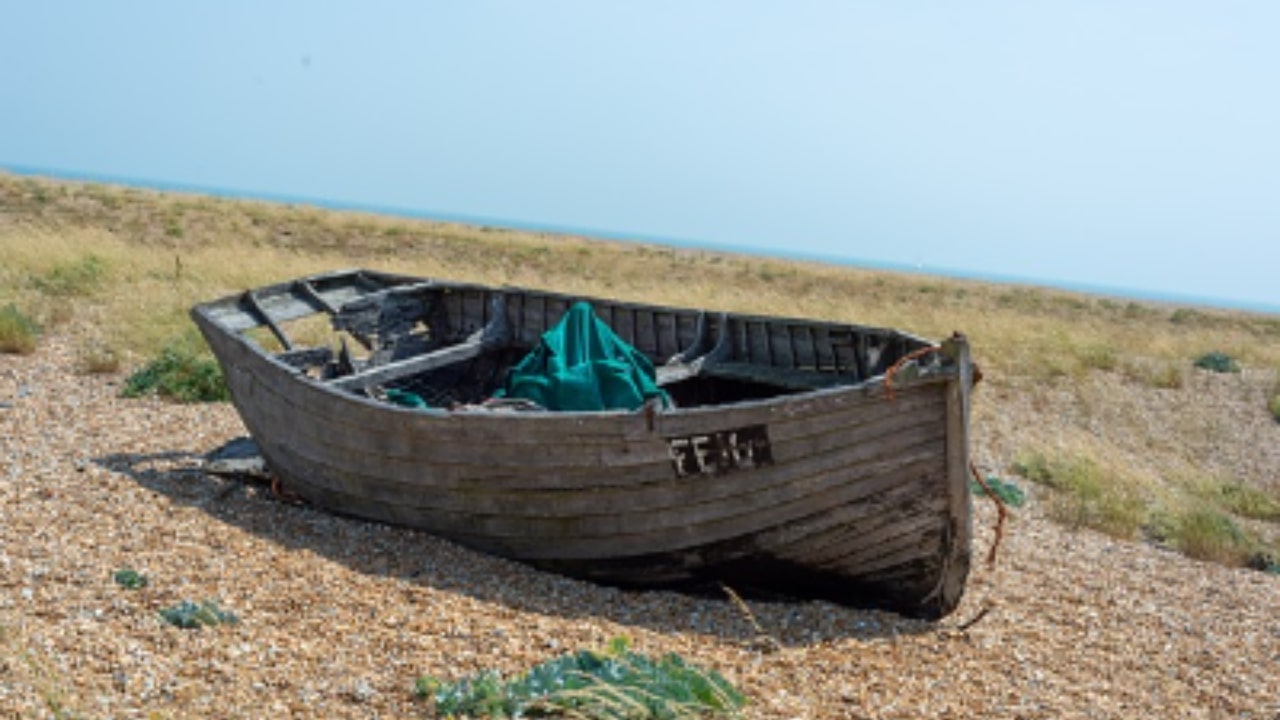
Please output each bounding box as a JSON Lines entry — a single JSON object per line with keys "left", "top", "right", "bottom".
{"left": 192, "top": 269, "right": 975, "bottom": 618}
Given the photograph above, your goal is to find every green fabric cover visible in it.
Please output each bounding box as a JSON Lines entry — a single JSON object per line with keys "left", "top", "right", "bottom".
{"left": 385, "top": 387, "right": 429, "bottom": 408}
{"left": 497, "top": 301, "right": 668, "bottom": 411}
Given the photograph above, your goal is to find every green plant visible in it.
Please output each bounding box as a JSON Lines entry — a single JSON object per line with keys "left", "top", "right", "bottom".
{"left": 112, "top": 568, "right": 148, "bottom": 590}
{"left": 1193, "top": 351, "right": 1240, "bottom": 374}
{"left": 0, "top": 304, "right": 40, "bottom": 354}
{"left": 416, "top": 636, "right": 746, "bottom": 719}
{"left": 159, "top": 599, "right": 239, "bottom": 629}
{"left": 971, "top": 475, "right": 1026, "bottom": 507}
{"left": 33, "top": 255, "right": 108, "bottom": 297}
{"left": 122, "top": 342, "right": 228, "bottom": 402}
{"left": 1180, "top": 474, "right": 1280, "bottom": 523}
{"left": 1011, "top": 451, "right": 1053, "bottom": 484}
{"left": 1167, "top": 509, "right": 1249, "bottom": 565}
{"left": 1215, "top": 482, "right": 1280, "bottom": 522}
{"left": 1013, "top": 450, "right": 1145, "bottom": 538}
{"left": 1269, "top": 395, "right": 1280, "bottom": 423}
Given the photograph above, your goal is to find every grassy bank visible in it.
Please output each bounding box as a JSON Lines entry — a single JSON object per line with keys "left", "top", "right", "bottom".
{"left": 3, "top": 170, "right": 1279, "bottom": 570}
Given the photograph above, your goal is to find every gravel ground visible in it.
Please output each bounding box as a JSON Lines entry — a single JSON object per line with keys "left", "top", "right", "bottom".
{"left": 2, "top": 333, "right": 1279, "bottom": 719}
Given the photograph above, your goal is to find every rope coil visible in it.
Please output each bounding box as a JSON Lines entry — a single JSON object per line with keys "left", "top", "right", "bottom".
{"left": 883, "top": 344, "right": 942, "bottom": 400}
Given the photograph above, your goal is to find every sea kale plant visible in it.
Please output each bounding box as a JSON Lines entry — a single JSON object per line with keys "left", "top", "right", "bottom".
{"left": 415, "top": 636, "right": 746, "bottom": 719}
{"left": 1193, "top": 351, "right": 1240, "bottom": 374}
{"left": 159, "top": 599, "right": 239, "bottom": 629}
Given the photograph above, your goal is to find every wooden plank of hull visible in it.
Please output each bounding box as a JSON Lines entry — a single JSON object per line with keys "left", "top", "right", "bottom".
{"left": 269, "top": 376, "right": 944, "bottom": 466}
{"left": 530, "top": 515, "right": 953, "bottom": 617}
{"left": 280, "top": 458, "right": 957, "bottom": 617}
{"left": 262, "top": 441, "right": 953, "bottom": 613}
{"left": 761, "top": 483, "right": 950, "bottom": 566}
{"left": 234, "top": 357, "right": 946, "bottom": 493}
{"left": 248, "top": 413, "right": 946, "bottom": 548}
{"left": 250, "top": 408, "right": 945, "bottom": 518}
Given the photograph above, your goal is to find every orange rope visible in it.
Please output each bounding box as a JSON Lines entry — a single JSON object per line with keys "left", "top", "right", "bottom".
{"left": 969, "top": 460, "right": 1007, "bottom": 569}
{"left": 883, "top": 345, "right": 941, "bottom": 400}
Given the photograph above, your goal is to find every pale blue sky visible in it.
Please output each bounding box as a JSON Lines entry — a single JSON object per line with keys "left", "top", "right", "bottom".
{"left": 2, "top": 2, "right": 1277, "bottom": 312}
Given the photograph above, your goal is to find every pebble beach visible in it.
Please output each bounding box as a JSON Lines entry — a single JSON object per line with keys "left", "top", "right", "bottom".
{"left": 3, "top": 332, "right": 1279, "bottom": 719}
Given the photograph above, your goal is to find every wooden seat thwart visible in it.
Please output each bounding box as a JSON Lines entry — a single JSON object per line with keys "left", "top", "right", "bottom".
{"left": 326, "top": 336, "right": 489, "bottom": 392}
{"left": 325, "top": 294, "right": 512, "bottom": 393}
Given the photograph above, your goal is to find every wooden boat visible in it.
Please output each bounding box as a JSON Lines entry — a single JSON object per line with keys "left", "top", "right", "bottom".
{"left": 191, "top": 268, "right": 978, "bottom": 618}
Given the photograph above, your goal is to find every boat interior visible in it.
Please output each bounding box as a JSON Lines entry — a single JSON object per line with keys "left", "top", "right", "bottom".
{"left": 220, "top": 270, "right": 943, "bottom": 411}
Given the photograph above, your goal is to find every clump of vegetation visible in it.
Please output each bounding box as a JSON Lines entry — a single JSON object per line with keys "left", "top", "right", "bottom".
{"left": 122, "top": 341, "right": 228, "bottom": 402}
{"left": 1213, "top": 481, "right": 1280, "bottom": 522}
{"left": 112, "top": 568, "right": 148, "bottom": 590}
{"left": 1164, "top": 509, "right": 1249, "bottom": 565}
{"left": 1078, "top": 343, "right": 1118, "bottom": 372}
{"left": 1193, "top": 351, "right": 1240, "bottom": 374}
{"left": 971, "top": 475, "right": 1026, "bottom": 507}
{"left": 78, "top": 343, "right": 122, "bottom": 374}
{"left": 1179, "top": 474, "right": 1280, "bottom": 522}
{"left": 159, "top": 599, "right": 239, "bottom": 629}
{"left": 33, "top": 255, "right": 108, "bottom": 297}
{"left": 415, "top": 636, "right": 746, "bottom": 719}
{"left": 1148, "top": 475, "right": 1280, "bottom": 570}
{"left": 1013, "top": 450, "right": 1146, "bottom": 538}
{"left": 1122, "top": 359, "right": 1185, "bottom": 389}
{"left": 0, "top": 304, "right": 40, "bottom": 354}
{"left": 1269, "top": 394, "right": 1280, "bottom": 423}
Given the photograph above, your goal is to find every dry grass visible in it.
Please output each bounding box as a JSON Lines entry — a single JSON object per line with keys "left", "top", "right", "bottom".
{"left": 7, "top": 173, "right": 1280, "bottom": 376}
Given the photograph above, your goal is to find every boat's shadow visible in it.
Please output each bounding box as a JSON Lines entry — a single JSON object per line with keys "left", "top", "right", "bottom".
{"left": 95, "top": 448, "right": 937, "bottom": 647}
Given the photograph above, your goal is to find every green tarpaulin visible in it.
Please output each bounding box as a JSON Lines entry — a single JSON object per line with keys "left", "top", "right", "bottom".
{"left": 497, "top": 301, "right": 668, "bottom": 411}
